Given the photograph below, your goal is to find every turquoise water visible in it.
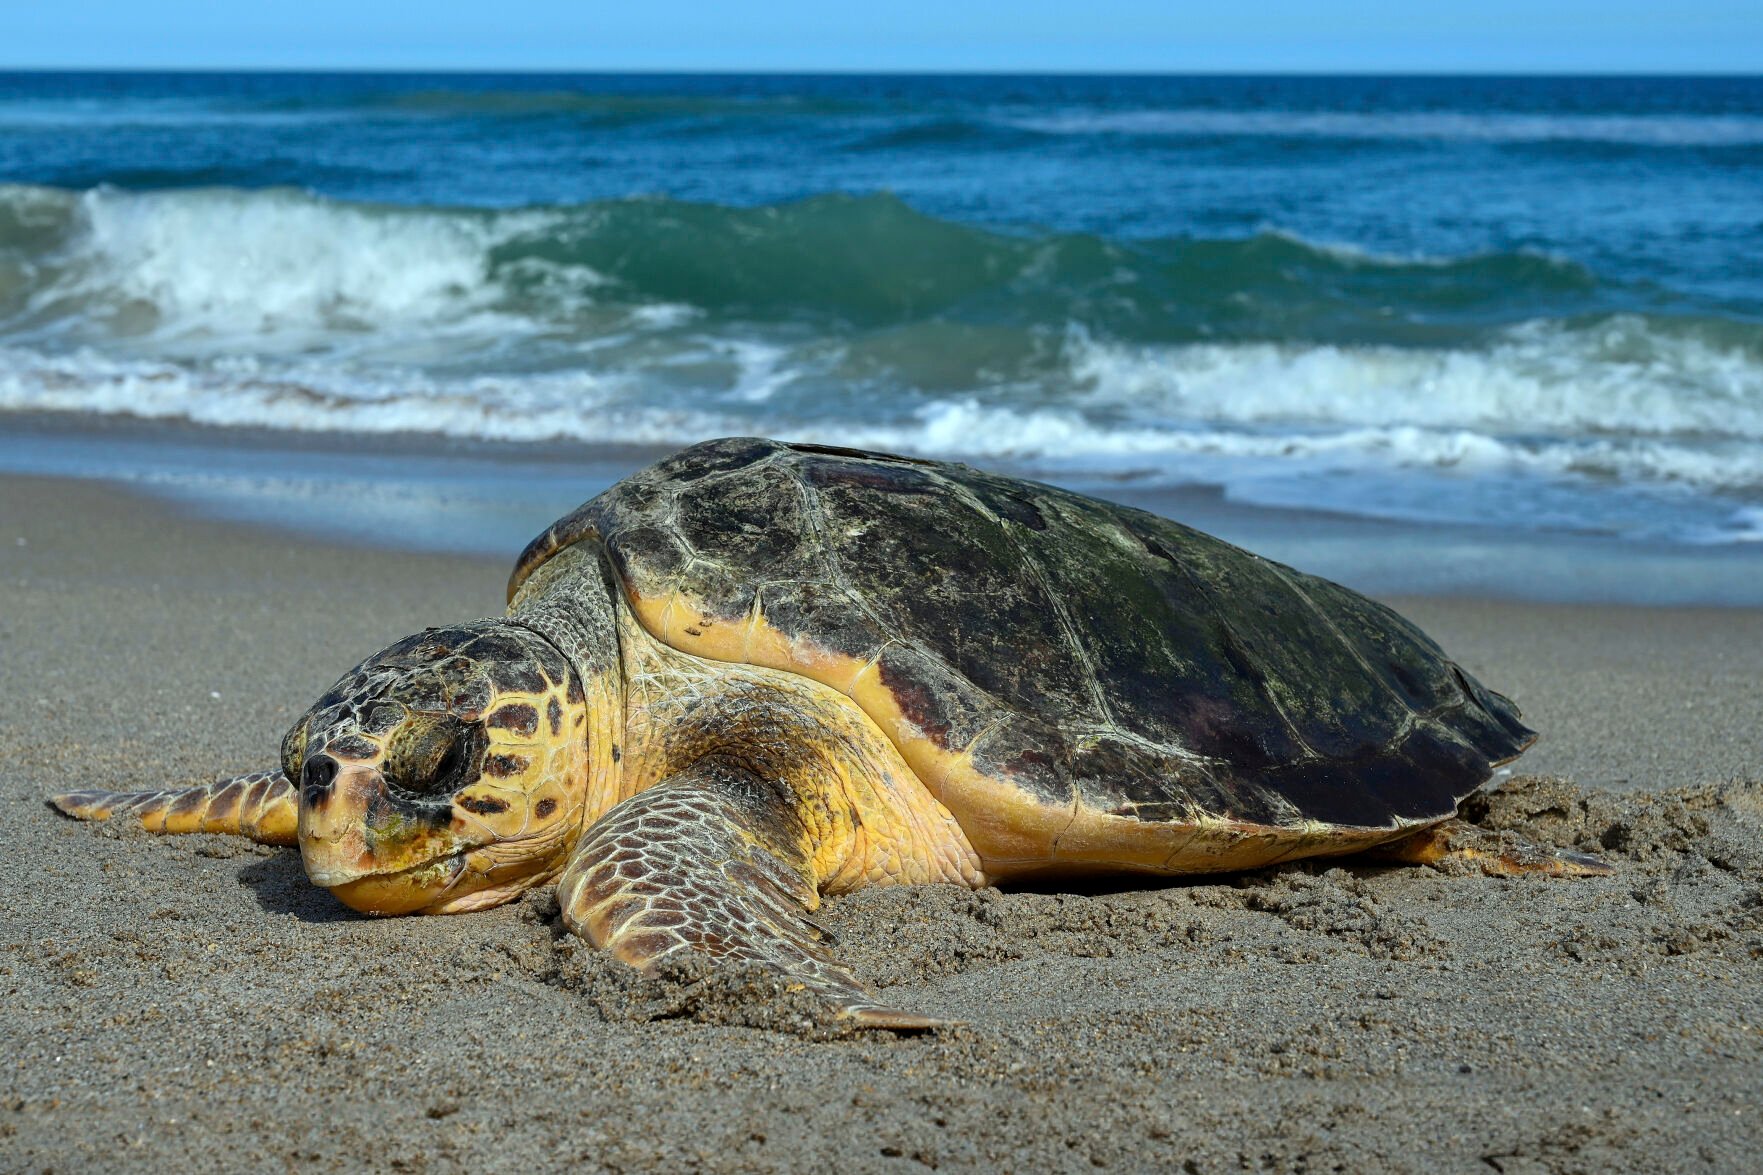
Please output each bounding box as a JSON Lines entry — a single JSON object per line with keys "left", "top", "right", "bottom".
{"left": 1, "top": 73, "right": 1761, "bottom": 545}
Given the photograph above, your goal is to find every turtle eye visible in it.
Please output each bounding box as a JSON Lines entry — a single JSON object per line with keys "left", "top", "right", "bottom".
{"left": 433, "top": 739, "right": 467, "bottom": 787}
{"left": 388, "top": 715, "right": 480, "bottom": 796}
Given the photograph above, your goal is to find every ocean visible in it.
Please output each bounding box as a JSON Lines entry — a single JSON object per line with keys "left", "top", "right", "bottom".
{"left": 2, "top": 72, "right": 1761, "bottom": 559}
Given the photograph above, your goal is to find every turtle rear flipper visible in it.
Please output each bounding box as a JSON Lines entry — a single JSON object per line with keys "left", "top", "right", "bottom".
{"left": 558, "top": 760, "right": 949, "bottom": 1031}
{"left": 50, "top": 770, "right": 297, "bottom": 845}
{"left": 1371, "top": 818, "right": 1612, "bottom": 877}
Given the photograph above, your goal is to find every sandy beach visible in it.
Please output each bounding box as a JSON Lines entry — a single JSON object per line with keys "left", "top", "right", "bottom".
{"left": 3, "top": 471, "right": 1760, "bottom": 1173}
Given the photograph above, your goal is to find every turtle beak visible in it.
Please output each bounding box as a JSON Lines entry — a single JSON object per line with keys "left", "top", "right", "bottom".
{"left": 297, "top": 758, "right": 463, "bottom": 915}
{"left": 297, "top": 758, "right": 383, "bottom": 887}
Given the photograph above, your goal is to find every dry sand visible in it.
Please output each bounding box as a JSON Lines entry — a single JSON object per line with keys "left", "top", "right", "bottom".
{"left": 2, "top": 473, "right": 1759, "bottom": 1173}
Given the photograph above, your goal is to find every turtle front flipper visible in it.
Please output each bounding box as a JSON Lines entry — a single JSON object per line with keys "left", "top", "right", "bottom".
{"left": 558, "top": 760, "right": 948, "bottom": 1031}
{"left": 50, "top": 770, "right": 297, "bottom": 845}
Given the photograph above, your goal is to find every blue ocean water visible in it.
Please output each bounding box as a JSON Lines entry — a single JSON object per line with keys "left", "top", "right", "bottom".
{"left": 1, "top": 72, "right": 1761, "bottom": 544}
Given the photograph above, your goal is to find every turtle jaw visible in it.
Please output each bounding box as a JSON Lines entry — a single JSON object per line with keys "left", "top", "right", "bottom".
{"left": 319, "top": 851, "right": 470, "bottom": 916}
{"left": 298, "top": 762, "right": 468, "bottom": 916}
{"left": 318, "top": 845, "right": 562, "bottom": 916}
{"left": 298, "top": 762, "right": 570, "bottom": 916}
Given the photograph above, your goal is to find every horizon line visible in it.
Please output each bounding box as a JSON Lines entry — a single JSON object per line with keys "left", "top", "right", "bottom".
{"left": 3, "top": 66, "right": 1760, "bottom": 78}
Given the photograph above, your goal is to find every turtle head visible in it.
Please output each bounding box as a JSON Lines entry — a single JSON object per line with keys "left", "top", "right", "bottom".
{"left": 284, "top": 620, "right": 592, "bottom": 916}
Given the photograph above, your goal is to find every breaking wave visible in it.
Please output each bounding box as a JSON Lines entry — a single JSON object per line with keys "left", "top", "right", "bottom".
{"left": 0, "top": 182, "right": 1615, "bottom": 349}
{"left": 2, "top": 182, "right": 1761, "bottom": 543}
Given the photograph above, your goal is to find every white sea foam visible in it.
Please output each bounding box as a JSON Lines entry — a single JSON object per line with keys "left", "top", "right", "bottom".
{"left": 1, "top": 185, "right": 626, "bottom": 368}
{"left": 31, "top": 187, "right": 547, "bottom": 349}
{"left": 4, "top": 328, "right": 1762, "bottom": 507}
{"left": 837, "top": 399, "right": 1763, "bottom": 500}
{"left": 1060, "top": 320, "right": 1763, "bottom": 441}
{"left": 10, "top": 342, "right": 1758, "bottom": 544}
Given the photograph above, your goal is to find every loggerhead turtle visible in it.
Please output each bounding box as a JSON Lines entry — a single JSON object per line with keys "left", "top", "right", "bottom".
{"left": 52, "top": 438, "right": 1606, "bottom": 1028}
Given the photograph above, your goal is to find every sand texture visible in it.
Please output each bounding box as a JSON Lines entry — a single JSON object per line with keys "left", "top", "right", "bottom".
{"left": 2, "top": 474, "right": 1760, "bottom": 1173}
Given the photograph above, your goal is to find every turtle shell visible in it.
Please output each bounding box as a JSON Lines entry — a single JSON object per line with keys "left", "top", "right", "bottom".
{"left": 512, "top": 438, "right": 1534, "bottom": 875}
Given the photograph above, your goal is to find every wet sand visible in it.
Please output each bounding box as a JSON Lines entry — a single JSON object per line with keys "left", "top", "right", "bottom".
{"left": 2, "top": 473, "right": 1759, "bottom": 1173}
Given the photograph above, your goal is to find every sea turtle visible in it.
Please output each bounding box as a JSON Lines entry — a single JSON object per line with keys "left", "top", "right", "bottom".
{"left": 52, "top": 438, "right": 1606, "bottom": 1028}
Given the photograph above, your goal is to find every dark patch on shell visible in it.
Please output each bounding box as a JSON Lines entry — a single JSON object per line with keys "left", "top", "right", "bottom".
{"left": 750, "top": 580, "right": 876, "bottom": 661}
{"left": 1133, "top": 529, "right": 1179, "bottom": 565}
{"left": 975, "top": 484, "right": 1049, "bottom": 531}
{"left": 787, "top": 440, "right": 940, "bottom": 466}
{"left": 1266, "top": 721, "right": 1486, "bottom": 827}
{"left": 535, "top": 798, "right": 558, "bottom": 819}
{"left": 803, "top": 459, "right": 937, "bottom": 495}
{"left": 485, "top": 753, "right": 530, "bottom": 779}
{"left": 652, "top": 436, "right": 777, "bottom": 481}
{"left": 877, "top": 657, "right": 953, "bottom": 748}
{"left": 985, "top": 727, "right": 1074, "bottom": 807}
{"left": 547, "top": 697, "right": 563, "bottom": 737}
{"left": 606, "top": 526, "right": 689, "bottom": 590}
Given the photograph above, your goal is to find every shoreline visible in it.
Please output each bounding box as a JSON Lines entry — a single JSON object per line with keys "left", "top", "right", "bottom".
{"left": 1, "top": 472, "right": 1758, "bottom": 1170}
{"left": 6, "top": 408, "right": 1763, "bottom": 607}
{"left": 6, "top": 466, "right": 1758, "bottom": 792}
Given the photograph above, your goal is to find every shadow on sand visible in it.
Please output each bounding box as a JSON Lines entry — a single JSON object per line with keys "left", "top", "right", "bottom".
{"left": 236, "top": 850, "right": 361, "bottom": 923}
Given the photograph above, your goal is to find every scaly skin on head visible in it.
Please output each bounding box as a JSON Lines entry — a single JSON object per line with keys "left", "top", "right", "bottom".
{"left": 284, "top": 618, "right": 599, "bottom": 915}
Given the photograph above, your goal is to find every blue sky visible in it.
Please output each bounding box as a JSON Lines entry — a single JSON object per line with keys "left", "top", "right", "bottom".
{"left": 4, "top": 1, "right": 1759, "bottom": 71}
